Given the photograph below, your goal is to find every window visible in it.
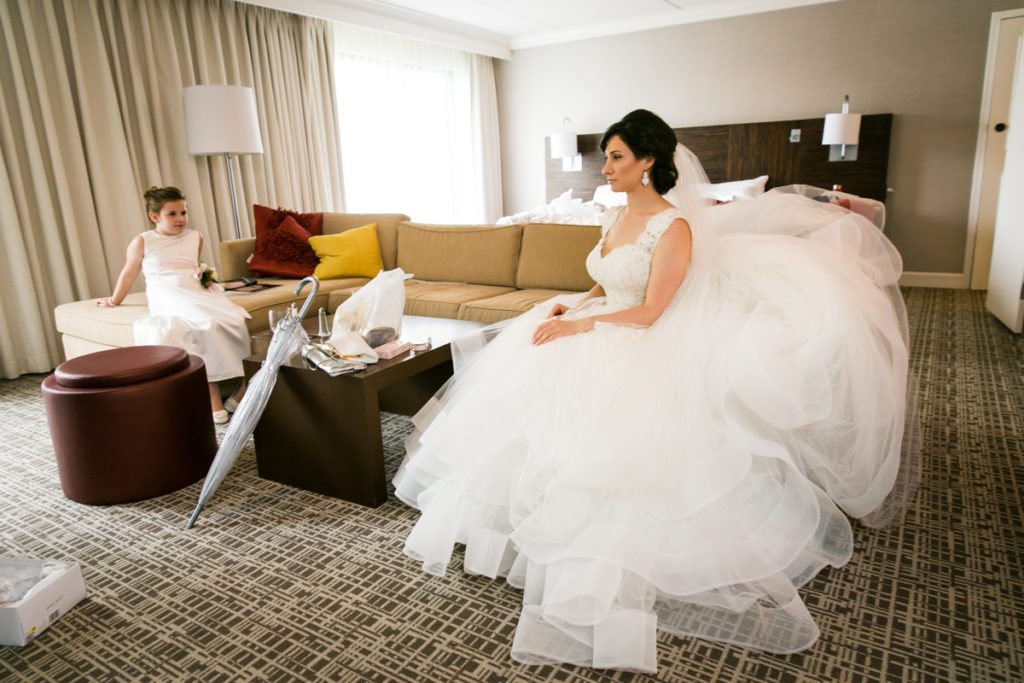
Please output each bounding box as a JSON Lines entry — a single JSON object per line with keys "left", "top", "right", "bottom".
{"left": 334, "top": 25, "right": 482, "bottom": 223}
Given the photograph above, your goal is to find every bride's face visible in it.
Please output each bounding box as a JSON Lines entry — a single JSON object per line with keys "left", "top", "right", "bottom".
{"left": 602, "top": 136, "right": 652, "bottom": 192}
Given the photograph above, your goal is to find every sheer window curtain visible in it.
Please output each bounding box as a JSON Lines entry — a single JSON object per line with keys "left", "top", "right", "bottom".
{"left": 334, "top": 25, "right": 501, "bottom": 224}
{"left": 0, "top": 0, "right": 343, "bottom": 378}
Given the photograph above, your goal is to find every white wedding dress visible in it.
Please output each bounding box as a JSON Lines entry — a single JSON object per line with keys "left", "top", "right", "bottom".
{"left": 394, "top": 157, "right": 916, "bottom": 672}
{"left": 133, "top": 229, "right": 251, "bottom": 382}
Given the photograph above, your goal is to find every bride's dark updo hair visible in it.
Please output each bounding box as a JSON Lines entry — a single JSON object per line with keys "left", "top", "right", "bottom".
{"left": 600, "top": 110, "right": 678, "bottom": 194}
{"left": 143, "top": 185, "right": 186, "bottom": 215}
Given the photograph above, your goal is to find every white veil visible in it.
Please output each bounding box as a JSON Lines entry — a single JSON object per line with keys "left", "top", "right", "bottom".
{"left": 663, "top": 143, "right": 713, "bottom": 234}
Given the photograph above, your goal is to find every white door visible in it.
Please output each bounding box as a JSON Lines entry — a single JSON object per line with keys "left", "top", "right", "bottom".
{"left": 972, "top": 15, "right": 1024, "bottom": 289}
{"left": 986, "top": 35, "right": 1024, "bottom": 333}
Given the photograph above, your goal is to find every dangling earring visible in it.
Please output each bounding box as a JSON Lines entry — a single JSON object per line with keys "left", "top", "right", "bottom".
{"left": 641, "top": 170, "right": 650, "bottom": 187}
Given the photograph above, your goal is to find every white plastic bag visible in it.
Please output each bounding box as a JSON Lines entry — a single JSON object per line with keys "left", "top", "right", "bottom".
{"left": 333, "top": 268, "right": 410, "bottom": 348}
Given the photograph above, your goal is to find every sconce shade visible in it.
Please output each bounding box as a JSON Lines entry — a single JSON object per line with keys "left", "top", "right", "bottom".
{"left": 550, "top": 130, "right": 578, "bottom": 159}
{"left": 822, "top": 112, "right": 861, "bottom": 146}
{"left": 184, "top": 85, "right": 263, "bottom": 155}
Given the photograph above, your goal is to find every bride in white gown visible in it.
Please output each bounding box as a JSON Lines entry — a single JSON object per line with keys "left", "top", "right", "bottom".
{"left": 393, "top": 109, "right": 917, "bottom": 673}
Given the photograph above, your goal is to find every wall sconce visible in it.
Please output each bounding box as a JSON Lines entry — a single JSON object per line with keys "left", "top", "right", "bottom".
{"left": 549, "top": 118, "right": 582, "bottom": 172}
{"left": 184, "top": 84, "right": 264, "bottom": 239}
{"left": 822, "top": 94, "right": 861, "bottom": 161}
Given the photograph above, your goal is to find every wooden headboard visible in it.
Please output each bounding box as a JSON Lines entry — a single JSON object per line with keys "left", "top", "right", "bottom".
{"left": 546, "top": 113, "right": 892, "bottom": 202}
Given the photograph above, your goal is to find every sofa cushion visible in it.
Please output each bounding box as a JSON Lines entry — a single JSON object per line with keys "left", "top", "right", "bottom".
{"left": 516, "top": 223, "right": 600, "bottom": 292}
{"left": 458, "top": 289, "right": 571, "bottom": 325}
{"left": 54, "top": 293, "right": 149, "bottom": 348}
{"left": 309, "top": 224, "right": 383, "bottom": 280}
{"left": 231, "top": 277, "right": 369, "bottom": 333}
{"left": 248, "top": 206, "right": 323, "bottom": 278}
{"left": 322, "top": 213, "right": 409, "bottom": 271}
{"left": 327, "top": 282, "right": 514, "bottom": 320}
{"left": 396, "top": 223, "right": 522, "bottom": 287}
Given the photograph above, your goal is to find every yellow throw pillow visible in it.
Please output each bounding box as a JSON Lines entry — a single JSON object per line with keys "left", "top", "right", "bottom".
{"left": 309, "top": 223, "right": 383, "bottom": 279}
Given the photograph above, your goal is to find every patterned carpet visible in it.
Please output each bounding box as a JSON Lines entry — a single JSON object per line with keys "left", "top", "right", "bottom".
{"left": 1, "top": 288, "right": 1022, "bottom": 682}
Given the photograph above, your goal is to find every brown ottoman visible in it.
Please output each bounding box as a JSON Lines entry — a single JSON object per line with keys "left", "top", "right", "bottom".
{"left": 42, "top": 345, "right": 217, "bottom": 505}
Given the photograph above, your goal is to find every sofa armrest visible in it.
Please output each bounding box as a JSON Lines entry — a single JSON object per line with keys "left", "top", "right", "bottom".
{"left": 218, "top": 238, "right": 256, "bottom": 281}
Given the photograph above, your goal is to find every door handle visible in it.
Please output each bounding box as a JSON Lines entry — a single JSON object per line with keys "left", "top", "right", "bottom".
{"left": 995, "top": 122, "right": 1007, "bottom": 132}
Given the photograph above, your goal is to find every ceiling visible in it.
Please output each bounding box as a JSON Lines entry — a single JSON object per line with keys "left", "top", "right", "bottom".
{"left": 245, "top": 0, "right": 842, "bottom": 58}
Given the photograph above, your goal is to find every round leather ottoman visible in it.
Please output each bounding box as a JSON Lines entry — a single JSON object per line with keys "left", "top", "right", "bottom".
{"left": 42, "top": 345, "right": 217, "bottom": 505}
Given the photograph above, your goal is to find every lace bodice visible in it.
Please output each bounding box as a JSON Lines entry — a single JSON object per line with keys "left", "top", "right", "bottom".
{"left": 585, "top": 207, "right": 685, "bottom": 310}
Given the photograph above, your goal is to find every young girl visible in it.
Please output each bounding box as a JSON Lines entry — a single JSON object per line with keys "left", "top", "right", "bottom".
{"left": 99, "top": 186, "right": 250, "bottom": 424}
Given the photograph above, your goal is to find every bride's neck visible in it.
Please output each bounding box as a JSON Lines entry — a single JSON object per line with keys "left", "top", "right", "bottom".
{"left": 625, "top": 187, "right": 669, "bottom": 214}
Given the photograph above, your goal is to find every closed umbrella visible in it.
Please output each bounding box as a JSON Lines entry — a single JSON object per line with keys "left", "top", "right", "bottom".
{"left": 186, "top": 277, "right": 320, "bottom": 528}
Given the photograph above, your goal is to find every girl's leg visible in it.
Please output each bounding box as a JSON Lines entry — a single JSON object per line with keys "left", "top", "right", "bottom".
{"left": 228, "top": 378, "right": 247, "bottom": 403}
{"left": 209, "top": 383, "right": 224, "bottom": 412}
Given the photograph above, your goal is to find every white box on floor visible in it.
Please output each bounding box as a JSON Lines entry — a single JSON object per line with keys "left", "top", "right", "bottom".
{"left": 0, "top": 559, "right": 86, "bottom": 647}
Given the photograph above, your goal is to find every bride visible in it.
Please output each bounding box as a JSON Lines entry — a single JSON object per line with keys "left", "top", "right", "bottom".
{"left": 393, "top": 109, "right": 916, "bottom": 673}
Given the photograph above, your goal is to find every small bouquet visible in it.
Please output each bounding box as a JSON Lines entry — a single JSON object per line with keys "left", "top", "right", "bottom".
{"left": 195, "top": 263, "right": 218, "bottom": 289}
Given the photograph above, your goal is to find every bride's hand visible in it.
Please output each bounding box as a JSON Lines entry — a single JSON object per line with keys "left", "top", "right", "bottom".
{"left": 532, "top": 317, "right": 593, "bottom": 345}
{"left": 547, "top": 303, "right": 569, "bottom": 318}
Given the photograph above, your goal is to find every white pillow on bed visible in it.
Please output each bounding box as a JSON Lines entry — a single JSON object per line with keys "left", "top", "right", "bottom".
{"left": 699, "top": 175, "right": 769, "bottom": 202}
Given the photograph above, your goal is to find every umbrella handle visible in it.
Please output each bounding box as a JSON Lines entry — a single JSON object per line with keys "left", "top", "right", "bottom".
{"left": 294, "top": 276, "right": 320, "bottom": 320}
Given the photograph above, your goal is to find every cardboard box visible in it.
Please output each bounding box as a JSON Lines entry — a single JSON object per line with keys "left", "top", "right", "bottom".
{"left": 0, "top": 559, "right": 86, "bottom": 647}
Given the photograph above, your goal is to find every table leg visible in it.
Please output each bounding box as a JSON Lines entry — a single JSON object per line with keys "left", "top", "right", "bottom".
{"left": 249, "top": 364, "right": 389, "bottom": 507}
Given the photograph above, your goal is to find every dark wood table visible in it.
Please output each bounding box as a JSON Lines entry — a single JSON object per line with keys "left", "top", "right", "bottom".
{"left": 243, "top": 315, "right": 484, "bottom": 507}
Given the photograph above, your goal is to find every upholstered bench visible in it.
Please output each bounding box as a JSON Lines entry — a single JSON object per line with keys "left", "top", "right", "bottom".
{"left": 41, "top": 346, "right": 217, "bottom": 505}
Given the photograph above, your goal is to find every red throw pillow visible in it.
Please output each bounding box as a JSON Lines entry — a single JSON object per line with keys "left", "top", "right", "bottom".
{"left": 248, "top": 205, "right": 324, "bottom": 278}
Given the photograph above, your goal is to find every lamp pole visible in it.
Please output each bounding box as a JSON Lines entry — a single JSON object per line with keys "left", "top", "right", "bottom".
{"left": 224, "top": 153, "right": 243, "bottom": 240}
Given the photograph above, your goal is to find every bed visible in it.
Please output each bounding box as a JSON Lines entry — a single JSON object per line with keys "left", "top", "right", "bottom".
{"left": 499, "top": 113, "right": 892, "bottom": 231}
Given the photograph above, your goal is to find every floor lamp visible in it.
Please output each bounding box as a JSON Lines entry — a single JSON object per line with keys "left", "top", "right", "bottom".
{"left": 184, "top": 85, "right": 264, "bottom": 240}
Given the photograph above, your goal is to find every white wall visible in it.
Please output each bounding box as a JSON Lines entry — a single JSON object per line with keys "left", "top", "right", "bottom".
{"left": 495, "top": 0, "right": 1023, "bottom": 275}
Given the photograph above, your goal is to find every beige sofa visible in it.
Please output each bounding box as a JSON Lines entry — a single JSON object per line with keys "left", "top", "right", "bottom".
{"left": 54, "top": 212, "right": 601, "bottom": 360}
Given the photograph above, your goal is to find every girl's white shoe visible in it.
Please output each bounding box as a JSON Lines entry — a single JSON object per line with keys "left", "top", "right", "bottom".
{"left": 212, "top": 410, "right": 229, "bottom": 425}
{"left": 224, "top": 397, "right": 240, "bottom": 414}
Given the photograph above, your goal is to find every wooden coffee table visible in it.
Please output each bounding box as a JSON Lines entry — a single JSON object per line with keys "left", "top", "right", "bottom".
{"left": 243, "top": 315, "right": 484, "bottom": 507}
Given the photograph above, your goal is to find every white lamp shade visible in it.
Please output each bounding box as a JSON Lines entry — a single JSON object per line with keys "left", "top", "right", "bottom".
{"left": 549, "top": 130, "right": 578, "bottom": 159}
{"left": 822, "top": 113, "right": 861, "bottom": 146}
{"left": 184, "top": 85, "right": 263, "bottom": 155}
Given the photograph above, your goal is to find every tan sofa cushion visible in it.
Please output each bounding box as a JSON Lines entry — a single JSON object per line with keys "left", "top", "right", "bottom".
{"left": 458, "top": 288, "right": 571, "bottom": 324}
{"left": 322, "top": 213, "right": 408, "bottom": 271}
{"left": 239, "top": 277, "right": 369, "bottom": 332}
{"left": 54, "top": 293, "right": 150, "bottom": 348}
{"left": 397, "top": 223, "right": 522, "bottom": 287}
{"left": 516, "top": 223, "right": 600, "bottom": 292}
{"left": 327, "top": 282, "right": 514, "bottom": 320}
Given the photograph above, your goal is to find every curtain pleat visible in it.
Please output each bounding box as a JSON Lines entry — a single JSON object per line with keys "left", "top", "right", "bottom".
{"left": 471, "top": 54, "right": 503, "bottom": 223}
{"left": 0, "top": 0, "right": 343, "bottom": 378}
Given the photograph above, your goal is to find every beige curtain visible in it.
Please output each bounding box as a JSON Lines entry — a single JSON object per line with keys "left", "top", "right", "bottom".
{"left": 470, "top": 54, "right": 503, "bottom": 223}
{"left": 0, "top": 0, "right": 343, "bottom": 378}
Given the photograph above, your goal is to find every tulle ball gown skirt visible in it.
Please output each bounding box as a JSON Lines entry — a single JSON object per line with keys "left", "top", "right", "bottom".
{"left": 394, "top": 196, "right": 915, "bottom": 673}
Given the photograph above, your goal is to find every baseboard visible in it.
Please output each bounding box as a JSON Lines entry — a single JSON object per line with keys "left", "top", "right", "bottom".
{"left": 899, "top": 272, "right": 967, "bottom": 289}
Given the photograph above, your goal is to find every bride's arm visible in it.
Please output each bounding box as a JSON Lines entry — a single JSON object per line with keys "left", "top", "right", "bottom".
{"left": 533, "top": 219, "right": 691, "bottom": 344}
{"left": 546, "top": 283, "right": 606, "bottom": 318}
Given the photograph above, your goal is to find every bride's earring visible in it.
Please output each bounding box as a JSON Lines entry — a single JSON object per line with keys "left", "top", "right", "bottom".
{"left": 642, "top": 170, "right": 650, "bottom": 187}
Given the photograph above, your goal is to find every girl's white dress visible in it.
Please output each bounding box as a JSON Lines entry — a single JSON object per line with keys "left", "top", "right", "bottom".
{"left": 133, "top": 229, "right": 251, "bottom": 382}
{"left": 393, "top": 191, "right": 916, "bottom": 673}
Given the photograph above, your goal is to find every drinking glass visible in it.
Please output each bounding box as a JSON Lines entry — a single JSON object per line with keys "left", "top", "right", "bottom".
{"left": 267, "top": 306, "right": 290, "bottom": 333}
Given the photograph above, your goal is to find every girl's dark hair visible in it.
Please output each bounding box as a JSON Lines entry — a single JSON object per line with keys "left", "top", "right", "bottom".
{"left": 599, "top": 110, "right": 678, "bottom": 194}
{"left": 143, "top": 186, "right": 186, "bottom": 215}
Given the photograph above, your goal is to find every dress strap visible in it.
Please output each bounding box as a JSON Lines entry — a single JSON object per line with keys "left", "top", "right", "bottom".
{"left": 637, "top": 208, "right": 685, "bottom": 252}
